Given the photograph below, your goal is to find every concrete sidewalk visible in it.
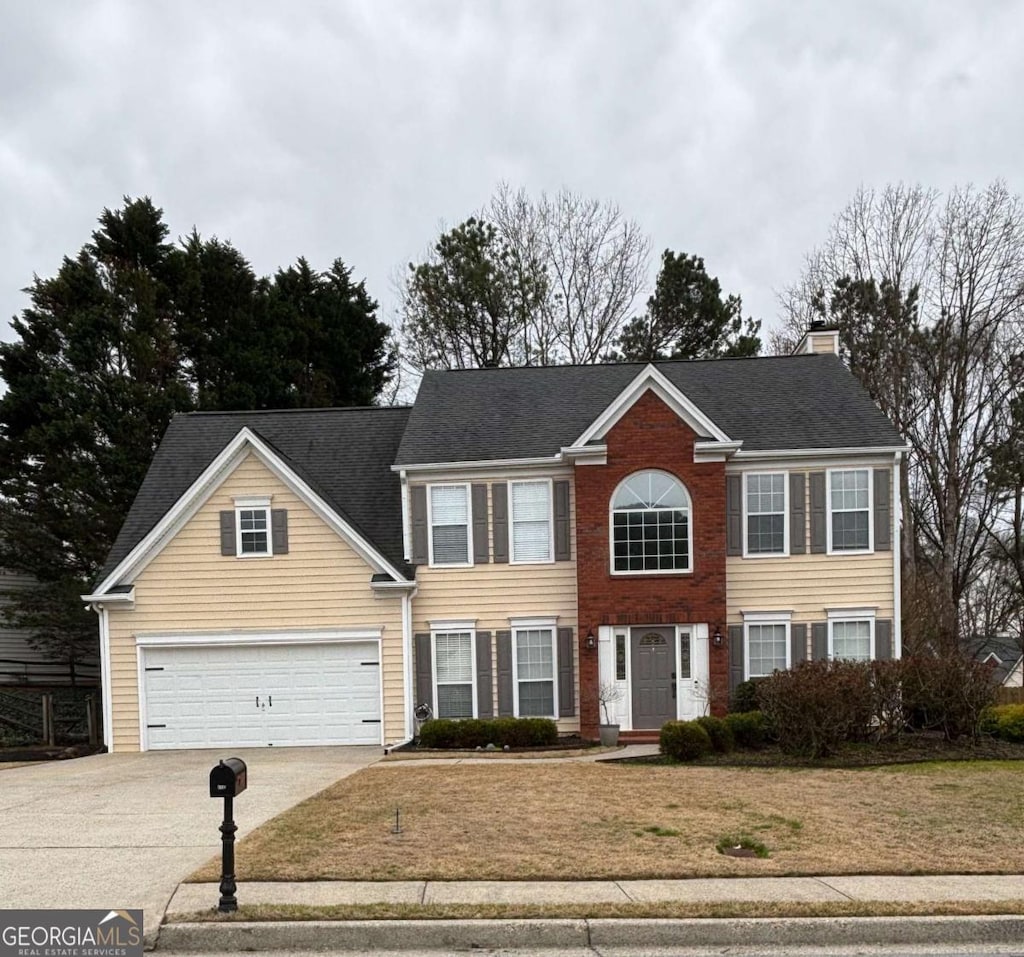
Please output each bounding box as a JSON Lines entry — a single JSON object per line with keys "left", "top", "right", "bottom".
{"left": 168, "top": 874, "right": 1024, "bottom": 914}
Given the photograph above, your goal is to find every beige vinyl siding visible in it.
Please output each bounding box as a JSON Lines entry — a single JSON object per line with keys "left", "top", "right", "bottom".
{"left": 107, "top": 452, "right": 405, "bottom": 751}
{"left": 727, "top": 465, "right": 896, "bottom": 659}
{"left": 811, "top": 335, "right": 837, "bottom": 354}
{"left": 413, "top": 478, "right": 579, "bottom": 732}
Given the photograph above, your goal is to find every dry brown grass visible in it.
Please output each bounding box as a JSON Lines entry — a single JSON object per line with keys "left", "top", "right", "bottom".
{"left": 173, "top": 900, "right": 1024, "bottom": 923}
{"left": 189, "top": 760, "right": 1024, "bottom": 883}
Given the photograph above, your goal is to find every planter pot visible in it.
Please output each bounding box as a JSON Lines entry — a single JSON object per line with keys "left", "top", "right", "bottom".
{"left": 598, "top": 723, "right": 620, "bottom": 747}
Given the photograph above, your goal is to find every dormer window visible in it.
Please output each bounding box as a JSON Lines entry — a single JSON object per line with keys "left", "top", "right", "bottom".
{"left": 611, "top": 470, "right": 692, "bottom": 574}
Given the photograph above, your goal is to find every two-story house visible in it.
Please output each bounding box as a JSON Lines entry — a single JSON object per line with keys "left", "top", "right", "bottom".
{"left": 85, "top": 330, "right": 905, "bottom": 751}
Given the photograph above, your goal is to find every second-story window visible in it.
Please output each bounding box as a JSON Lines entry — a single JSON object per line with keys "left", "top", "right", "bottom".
{"left": 745, "top": 473, "right": 786, "bottom": 555}
{"left": 829, "top": 469, "right": 871, "bottom": 552}
{"left": 611, "top": 470, "right": 691, "bottom": 573}
{"left": 429, "top": 484, "right": 470, "bottom": 565}
{"left": 510, "top": 480, "right": 552, "bottom": 563}
{"left": 235, "top": 497, "right": 272, "bottom": 557}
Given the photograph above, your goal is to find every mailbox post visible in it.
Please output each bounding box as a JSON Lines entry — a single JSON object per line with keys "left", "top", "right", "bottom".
{"left": 209, "top": 757, "right": 247, "bottom": 913}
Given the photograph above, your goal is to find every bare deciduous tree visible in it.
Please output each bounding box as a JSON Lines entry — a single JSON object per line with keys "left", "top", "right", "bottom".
{"left": 488, "top": 183, "right": 651, "bottom": 364}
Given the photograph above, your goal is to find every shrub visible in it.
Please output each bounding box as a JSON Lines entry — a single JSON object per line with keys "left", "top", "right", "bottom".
{"left": 659, "top": 720, "right": 713, "bottom": 762}
{"left": 723, "top": 710, "right": 770, "bottom": 750}
{"left": 696, "top": 715, "right": 735, "bottom": 753}
{"left": 983, "top": 704, "right": 1024, "bottom": 742}
{"left": 757, "top": 659, "right": 873, "bottom": 758}
{"left": 900, "top": 654, "right": 997, "bottom": 740}
{"left": 730, "top": 679, "right": 762, "bottom": 714}
{"left": 417, "top": 717, "right": 557, "bottom": 749}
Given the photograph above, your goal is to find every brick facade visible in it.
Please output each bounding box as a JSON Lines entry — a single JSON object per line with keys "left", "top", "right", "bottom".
{"left": 575, "top": 389, "right": 728, "bottom": 737}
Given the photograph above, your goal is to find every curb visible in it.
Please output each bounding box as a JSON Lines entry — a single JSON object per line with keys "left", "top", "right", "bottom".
{"left": 156, "top": 915, "right": 1024, "bottom": 952}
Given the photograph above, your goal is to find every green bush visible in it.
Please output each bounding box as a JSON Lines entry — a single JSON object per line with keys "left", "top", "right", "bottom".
{"left": 696, "top": 715, "right": 735, "bottom": 753}
{"left": 730, "top": 679, "right": 762, "bottom": 714}
{"left": 723, "top": 710, "right": 770, "bottom": 750}
{"left": 758, "top": 659, "right": 874, "bottom": 758}
{"left": 983, "top": 704, "right": 1024, "bottom": 742}
{"left": 417, "top": 717, "right": 557, "bottom": 749}
{"left": 659, "top": 720, "right": 713, "bottom": 762}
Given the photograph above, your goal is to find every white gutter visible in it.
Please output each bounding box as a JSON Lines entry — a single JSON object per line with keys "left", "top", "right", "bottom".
{"left": 732, "top": 445, "right": 911, "bottom": 461}
{"left": 391, "top": 454, "right": 562, "bottom": 474}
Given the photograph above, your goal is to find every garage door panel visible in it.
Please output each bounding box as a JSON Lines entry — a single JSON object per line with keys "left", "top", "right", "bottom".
{"left": 142, "top": 640, "right": 381, "bottom": 749}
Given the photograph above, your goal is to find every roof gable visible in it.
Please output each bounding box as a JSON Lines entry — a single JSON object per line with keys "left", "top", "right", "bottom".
{"left": 96, "top": 407, "right": 411, "bottom": 588}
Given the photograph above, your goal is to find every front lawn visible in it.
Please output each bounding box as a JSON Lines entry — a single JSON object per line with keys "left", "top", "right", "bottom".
{"left": 190, "top": 760, "right": 1024, "bottom": 883}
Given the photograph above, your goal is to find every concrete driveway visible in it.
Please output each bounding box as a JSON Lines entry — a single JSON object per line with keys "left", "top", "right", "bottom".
{"left": 0, "top": 746, "right": 380, "bottom": 942}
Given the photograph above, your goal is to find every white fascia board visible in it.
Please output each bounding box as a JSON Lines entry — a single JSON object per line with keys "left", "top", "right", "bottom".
{"left": 571, "top": 364, "right": 732, "bottom": 447}
{"left": 81, "top": 588, "right": 135, "bottom": 606}
{"left": 694, "top": 440, "right": 744, "bottom": 462}
{"left": 391, "top": 454, "right": 563, "bottom": 474}
{"left": 731, "top": 445, "right": 910, "bottom": 463}
{"left": 93, "top": 427, "right": 409, "bottom": 595}
{"left": 370, "top": 579, "right": 417, "bottom": 593}
{"left": 560, "top": 445, "right": 608, "bottom": 466}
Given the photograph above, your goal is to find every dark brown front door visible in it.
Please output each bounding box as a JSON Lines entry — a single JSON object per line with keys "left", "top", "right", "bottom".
{"left": 631, "top": 626, "right": 675, "bottom": 729}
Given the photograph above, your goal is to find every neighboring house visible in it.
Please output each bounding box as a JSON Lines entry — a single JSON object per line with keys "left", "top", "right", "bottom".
{"left": 968, "top": 634, "right": 1023, "bottom": 687}
{"left": 85, "top": 328, "right": 906, "bottom": 752}
{"left": 0, "top": 569, "right": 99, "bottom": 686}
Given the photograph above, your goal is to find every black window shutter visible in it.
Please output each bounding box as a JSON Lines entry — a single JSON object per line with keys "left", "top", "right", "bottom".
{"left": 472, "top": 484, "right": 490, "bottom": 564}
{"left": 492, "top": 484, "right": 509, "bottom": 564}
{"left": 271, "top": 509, "right": 289, "bottom": 554}
{"left": 726, "top": 475, "right": 742, "bottom": 556}
{"left": 410, "top": 486, "right": 428, "bottom": 564}
{"left": 219, "top": 511, "right": 236, "bottom": 556}
{"left": 809, "top": 472, "right": 827, "bottom": 553}
{"left": 791, "top": 623, "right": 807, "bottom": 666}
{"left": 414, "top": 633, "right": 433, "bottom": 713}
{"left": 876, "top": 619, "right": 893, "bottom": 660}
{"left": 496, "top": 630, "right": 513, "bottom": 716}
{"left": 873, "top": 469, "right": 891, "bottom": 551}
{"left": 728, "top": 625, "right": 745, "bottom": 693}
{"left": 554, "top": 481, "right": 571, "bottom": 561}
{"left": 811, "top": 622, "right": 828, "bottom": 660}
{"left": 557, "top": 626, "right": 575, "bottom": 716}
{"left": 789, "top": 473, "right": 806, "bottom": 555}
{"left": 476, "top": 630, "right": 493, "bottom": 718}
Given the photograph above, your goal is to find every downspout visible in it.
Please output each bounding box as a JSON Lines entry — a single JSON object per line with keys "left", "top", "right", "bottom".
{"left": 91, "top": 603, "right": 114, "bottom": 752}
{"left": 892, "top": 453, "right": 902, "bottom": 659}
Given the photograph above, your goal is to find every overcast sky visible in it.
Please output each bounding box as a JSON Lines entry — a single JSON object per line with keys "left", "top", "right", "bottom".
{"left": 2, "top": 0, "right": 1022, "bottom": 365}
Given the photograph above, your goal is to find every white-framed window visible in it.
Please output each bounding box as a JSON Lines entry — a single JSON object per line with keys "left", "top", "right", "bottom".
{"left": 428, "top": 484, "right": 472, "bottom": 566}
{"left": 744, "top": 613, "right": 791, "bottom": 678}
{"left": 744, "top": 472, "right": 788, "bottom": 556}
{"left": 235, "top": 496, "right": 272, "bottom": 557}
{"left": 432, "top": 628, "right": 476, "bottom": 718}
{"left": 512, "top": 620, "right": 557, "bottom": 717}
{"left": 611, "top": 470, "right": 692, "bottom": 574}
{"left": 510, "top": 480, "right": 553, "bottom": 564}
{"left": 828, "top": 609, "right": 875, "bottom": 661}
{"left": 828, "top": 468, "right": 872, "bottom": 553}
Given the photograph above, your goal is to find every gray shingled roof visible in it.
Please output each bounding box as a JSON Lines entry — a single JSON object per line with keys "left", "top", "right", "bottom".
{"left": 395, "top": 354, "right": 905, "bottom": 465}
{"left": 967, "top": 634, "right": 1024, "bottom": 686}
{"left": 98, "top": 407, "right": 412, "bottom": 586}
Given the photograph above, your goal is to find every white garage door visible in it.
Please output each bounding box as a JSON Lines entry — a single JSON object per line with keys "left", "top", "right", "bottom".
{"left": 141, "top": 640, "right": 381, "bottom": 750}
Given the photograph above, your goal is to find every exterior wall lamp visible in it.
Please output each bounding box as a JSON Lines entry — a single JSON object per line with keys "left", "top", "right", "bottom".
{"left": 585, "top": 630, "right": 597, "bottom": 651}
{"left": 712, "top": 627, "right": 723, "bottom": 648}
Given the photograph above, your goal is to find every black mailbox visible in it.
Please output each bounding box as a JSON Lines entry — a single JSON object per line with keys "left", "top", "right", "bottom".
{"left": 210, "top": 757, "right": 247, "bottom": 798}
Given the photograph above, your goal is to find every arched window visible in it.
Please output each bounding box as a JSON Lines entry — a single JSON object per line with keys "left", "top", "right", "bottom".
{"left": 611, "top": 470, "right": 692, "bottom": 573}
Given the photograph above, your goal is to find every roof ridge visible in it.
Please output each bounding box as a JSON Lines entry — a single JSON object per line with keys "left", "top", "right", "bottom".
{"left": 422, "top": 354, "right": 829, "bottom": 375}
{"left": 178, "top": 405, "right": 412, "bottom": 417}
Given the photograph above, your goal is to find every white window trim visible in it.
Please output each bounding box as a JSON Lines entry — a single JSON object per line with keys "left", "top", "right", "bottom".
{"left": 826, "top": 467, "right": 874, "bottom": 555}
{"left": 511, "top": 620, "right": 558, "bottom": 719}
{"left": 742, "top": 471, "right": 789, "bottom": 558}
{"left": 235, "top": 504, "right": 272, "bottom": 558}
{"left": 827, "top": 608, "right": 876, "bottom": 661}
{"left": 431, "top": 627, "right": 477, "bottom": 719}
{"left": 427, "top": 482, "right": 474, "bottom": 568}
{"left": 743, "top": 611, "right": 792, "bottom": 680}
{"left": 609, "top": 470, "right": 694, "bottom": 577}
{"left": 509, "top": 478, "right": 555, "bottom": 565}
